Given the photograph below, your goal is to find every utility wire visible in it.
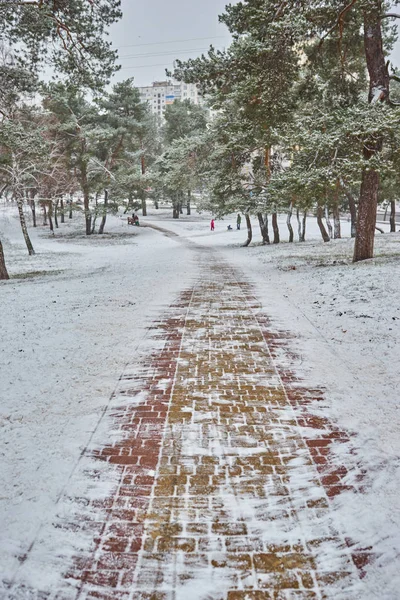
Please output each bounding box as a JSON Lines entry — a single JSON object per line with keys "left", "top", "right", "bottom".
{"left": 116, "top": 35, "right": 230, "bottom": 49}
{"left": 119, "top": 47, "right": 220, "bottom": 60}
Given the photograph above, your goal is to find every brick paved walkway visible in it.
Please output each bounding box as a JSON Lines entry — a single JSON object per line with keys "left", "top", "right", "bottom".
{"left": 5, "top": 258, "right": 370, "bottom": 600}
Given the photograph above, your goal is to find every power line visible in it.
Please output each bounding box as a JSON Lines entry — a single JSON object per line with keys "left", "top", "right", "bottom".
{"left": 119, "top": 63, "right": 174, "bottom": 70}
{"left": 115, "top": 35, "right": 230, "bottom": 50}
{"left": 119, "top": 47, "right": 218, "bottom": 60}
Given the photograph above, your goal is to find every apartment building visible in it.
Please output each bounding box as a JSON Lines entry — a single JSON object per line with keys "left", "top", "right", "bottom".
{"left": 138, "top": 80, "right": 204, "bottom": 117}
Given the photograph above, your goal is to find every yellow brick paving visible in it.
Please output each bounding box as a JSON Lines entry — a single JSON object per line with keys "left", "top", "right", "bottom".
{"left": 130, "top": 267, "right": 361, "bottom": 600}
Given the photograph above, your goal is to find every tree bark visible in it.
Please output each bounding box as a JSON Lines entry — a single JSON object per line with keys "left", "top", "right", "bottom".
{"left": 272, "top": 212, "right": 280, "bottom": 244}
{"left": 54, "top": 199, "right": 59, "bottom": 229}
{"left": 354, "top": 5, "right": 389, "bottom": 262}
{"left": 172, "top": 196, "right": 179, "bottom": 219}
{"left": 287, "top": 203, "right": 294, "bottom": 242}
{"left": 141, "top": 196, "right": 147, "bottom": 217}
{"left": 16, "top": 191, "right": 35, "bottom": 255}
{"left": 242, "top": 212, "right": 252, "bottom": 247}
{"left": 257, "top": 212, "right": 270, "bottom": 244}
{"left": 60, "top": 197, "right": 65, "bottom": 224}
{"left": 187, "top": 190, "right": 191, "bottom": 215}
{"left": 343, "top": 187, "right": 357, "bottom": 238}
{"left": 317, "top": 205, "right": 330, "bottom": 242}
{"left": 98, "top": 189, "right": 108, "bottom": 234}
{"left": 390, "top": 200, "right": 396, "bottom": 232}
{"left": 333, "top": 203, "right": 341, "bottom": 239}
{"left": 325, "top": 206, "right": 333, "bottom": 238}
{"left": 30, "top": 191, "right": 36, "bottom": 227}
{"left": 69, "top": 194, "right": 73, "bottom": 219}
{"left": 0, "top": 239, "right": 9, "bottom": 279}
{"left": 48, "top": 201, "right": 54, "bottom": 235}
{"left": 42, "top": 203, "right": 47, "bottom": 226}
{"left": 302, "top": 211, "right": 307, "bottom": 241}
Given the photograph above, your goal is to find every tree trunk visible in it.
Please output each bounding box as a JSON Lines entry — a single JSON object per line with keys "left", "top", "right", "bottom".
{"left": 354, "top": 5, "right": 389, "bottom": 262}
{"left": 301, "top": 211, "right": 307, "bottom": 241}
{"left": 69, "top": 194, "right": 73, "bottom": 219}
{"left": 325, "top": 206, "right": 333, "bottom": 238}
{"left": 42, "top": 203, "right": 48, "bottom": 226}
{"left": 343, "top": 187, "right": 357, "bottom": 238}
{"left": 333, "top": 204, "right": 341, "bottom": 238}
{"left": 60, "top": 197, "right": 65, "bottom": 224}
{"left": 54, "top": 199, "right": 59, "bottom": 229}
{"left": 257, "top": 212, "right": 270, "bottom": 244}
{"left": 141, "top": 196, "right": 147, "bottom": 217}
{"left": 83, "top": 189, "right": 91, "bottom": 235}
{"left": 287, "top": 203, "right": 294, "bottom": 242}
{"left": 172, "top": 196, "right": 179, "bottom": 219}
{"left": 98, "top": 189, "right": 108, "bottom": 234}
{"left": 187, "top": 190, "right": 191, "bottom": 215}
{"left": 48, "top": 201, "right": 54, "bottom": 235}
{"left": 30, "top": 191, "right": 36, "bottom": 227}
{"left": 16, "top": 191, "right": 35, "bottom": 255}
{"left": 390, "top": 200, "right": 396, "bottom": 232}
{"left": 272, "top": 212, "right": 280, "bottom": 244}
{"left": 0, "top": 239, "right": 9, "bottom": 280}
{"left": 242, "top": 213, "right": 252, "bottom": 247}
{"left": 154, "top": 199, "right": 159, "bottom": 209}
{"left": 384, "top": 203, "right": 389, "bottom": 221}
{"left": 317, "top": 205, "right": 330, "bottom": 242}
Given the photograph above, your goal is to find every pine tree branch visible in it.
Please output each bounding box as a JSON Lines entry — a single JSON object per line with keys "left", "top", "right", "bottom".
{"left": 380, "top": 13, "right": 400, "bottom": 19}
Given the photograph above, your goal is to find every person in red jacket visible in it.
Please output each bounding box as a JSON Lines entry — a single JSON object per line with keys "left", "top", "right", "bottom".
{"left": 210, "top": 218, "right": 215, "bottom": 231}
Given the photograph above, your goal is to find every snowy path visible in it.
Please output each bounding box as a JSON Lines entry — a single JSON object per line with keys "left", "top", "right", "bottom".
{"left": 1, "top": 210, "right": 399, "bottom": 599}
{"left": 5, "top": 248, "right": 370, "bottom": 600}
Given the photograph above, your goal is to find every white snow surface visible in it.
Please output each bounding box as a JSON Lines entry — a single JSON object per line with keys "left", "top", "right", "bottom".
{"left": 1, "top": 204, "right": 399, "bottom": 599}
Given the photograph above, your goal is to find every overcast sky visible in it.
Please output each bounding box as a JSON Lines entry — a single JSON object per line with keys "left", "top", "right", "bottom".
{"left": 108, "top": 1, "right": 400, "bottom": 88}
{"left": 108, "top": 0, "right": 232, "bottom": 87}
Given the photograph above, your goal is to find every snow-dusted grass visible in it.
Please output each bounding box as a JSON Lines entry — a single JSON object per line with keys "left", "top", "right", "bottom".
{"left": 1, "top": 203, "right": 399, "bottom": 598}
{"left": 0, "top": 206, "right": 199, "bottom": 590}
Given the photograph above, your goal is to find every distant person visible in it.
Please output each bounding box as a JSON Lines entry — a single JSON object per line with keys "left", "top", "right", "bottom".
{"left": 227, "top": 225, "right": 232, "bottom": 231}
{"left": 210, "top": 218, "right": 215, "bottom": 231}
{"left": 237, "top": 213, "right": 242, "bottom": 230}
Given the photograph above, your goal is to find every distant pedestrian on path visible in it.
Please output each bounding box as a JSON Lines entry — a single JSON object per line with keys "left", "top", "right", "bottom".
{"left": 237, "top": 213, "right": 242, "bottom": 230}
{"left": 210, "top": 218, "right": 215, "bottom": 231}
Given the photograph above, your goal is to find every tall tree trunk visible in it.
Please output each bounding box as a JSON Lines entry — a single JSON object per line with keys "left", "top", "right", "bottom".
{"left": 242, "top": 212, "right": 252, "bottom": 247}
{"left": 83, "top": 189, "right": 91, "bottom": 235}
{"left": 325, "top": 206, "right": 333, "bottom": 238}
{"left": 30, "top": 191, "right": 36, "bottom": 227}
{"left": 343, "top": 187, "right": 357, "bottom": 238}
{"left": 272, "top": 212, "right": 280, "bottom": 244}
{"left": 390, "top": 200, "right": 396, "bottom": 232}
{"left": 16, "top": 191, "right": 35, "bottom": 255}
{"left": 0, "top": 239, "right": 9, "bottom": 279}
{"left": 172, "top": 196, "right": 179, "bottom": 219}
{"left": 302, "top": 211, "right": 307, "bottom": 241}
{"left": 98, "top": 189, "right": 108, "bottom": 234}
{"left": 54, "top": 199, "right": 59, "bottom": 229}
{"left": 287, "top": 203, "right": 294, "bottom": 242}
{"left": 69, "top": 193, "right": 73, "bottom": 219}
{"left": 257, "top": 212, "right": 270, "bottom": 244}
{"left": 187, "top": 190, "right": 191, "bottom": 215}
{"left": 48, "top": 201, "right": 54, "bottom": 235}
{"left": 141, "top": 196, "right": 147, "bottom": 217}
{"left": 383, "top": 203, "right": 389, "bottom": 221}
{"left": 42, "top": 203, "right": 48, "bottom": 226}
{"left": 296, "top": 208, "right": 302, "bottom": 241}
{"left": 333, "top": 203, "right": 341, "bottom": 239}
{"left": 317, "top": 205, "right": 330, "bottom": 242}
{"left": 60, "top": 197, "right": 65, "bottom": 224}
{"left": 354, "top": 5, "right": 389, "bottom": 262}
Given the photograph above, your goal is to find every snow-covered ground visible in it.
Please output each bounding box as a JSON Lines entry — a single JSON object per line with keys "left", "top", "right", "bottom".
{"left": 1, "top": 204, "right": 399, "bottom": 598}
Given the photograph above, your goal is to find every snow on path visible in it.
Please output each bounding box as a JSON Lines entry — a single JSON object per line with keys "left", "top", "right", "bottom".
{"left": 1, "top": 207, "right": 399, "bottom": 599}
